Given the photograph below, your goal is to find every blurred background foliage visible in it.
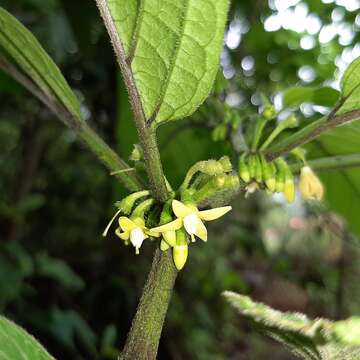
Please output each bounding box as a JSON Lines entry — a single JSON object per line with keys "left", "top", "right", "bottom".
{"left": 0, "top": 0, "right": 360, "bottom": 359}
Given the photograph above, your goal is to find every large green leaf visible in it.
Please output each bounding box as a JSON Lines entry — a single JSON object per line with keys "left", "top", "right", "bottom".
{"left": 338, "top": 57, "right": 360, "bottom": 114}
{"left": 224, "top": 292, "right": 360, "bottom": 360}
{"left": 0, "top": 7, "right": 81, "bottom": 119}
{"left": 0, "top": 316, "right": 55, "bottom": 360}
{"left": 108, "top": 0, "right": 230, "bottom": 124}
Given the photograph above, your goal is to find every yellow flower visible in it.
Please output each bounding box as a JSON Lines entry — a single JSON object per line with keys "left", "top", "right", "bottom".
{"left": 115, "top": 217, "right": 160, "bottom": 254}
{"left": 151, "top": 200, "right": 231, "bottom": 243}
{"left": 299, "top": 166, "right": 324, "bottom": 200}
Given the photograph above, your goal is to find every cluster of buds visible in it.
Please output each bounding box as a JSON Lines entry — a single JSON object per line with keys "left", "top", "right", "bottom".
{"left": 238, "top": 151, "right": 324, "bottom": 203}
{"left": 103, "top": 156, "right": 239, "bottom": 270}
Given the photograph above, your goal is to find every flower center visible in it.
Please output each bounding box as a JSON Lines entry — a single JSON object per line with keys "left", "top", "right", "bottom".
{"left": 183, "top": 213, "right": 199, "bottom": 235}
{"left": 130, "top": 227, "right": 145, "bottom": 254}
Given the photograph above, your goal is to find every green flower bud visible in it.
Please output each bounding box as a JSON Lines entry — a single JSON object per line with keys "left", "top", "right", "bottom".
{"left": 218, "top": 156, "right": 232, "bottom": 173}
{"left": 131, "top": 198, "right": 155, "bottom": 219}
{"left": 248, "top": 154, "right": 257, "bottom": 179}
{"left": 275, "top": 159, "right": 285, "bottom": 193}
{"left": 255, "top": 154, "right": 263, "bottom": 183}
{"left": 260, "top": 154, "right": 276, "bottom": 192}
{"left": 173, "top": 229, "right": 189, "bottom": 270}
{"left": 199, "top": 160, "right": 224, "bottom": 176}
{"left": 129, "top": 144, "right": 143, "bottom": 162}
{"left": 262, "top": 105, "right": 276, "bottom": 120}
{"left": 238, "top": 152, "right": 250, "bottom": 183}
{"left": 115, "top": 190, "right": 150, "bottom": 215}
{"left": 275, "top": 158, "right": 295, "bottom": 202}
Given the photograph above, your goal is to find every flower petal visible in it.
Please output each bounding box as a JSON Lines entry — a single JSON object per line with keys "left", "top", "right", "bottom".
{"left": 195, "top": 219, "right": 208, "bottom": 242}
{"left": 198, "top": 206, "right": 232, "bottom": 221}
{"left": 172, "top": 200, "right": 194, "bottom": 218}
{"left": 163, "top": 230, "right": 176, "bottom": 247}
{"left": 147, "top": 229, "right": 161, "bottom": 238}
{"left": 115, "top": 228, "right": 130, "bottom": 241}
{"left": 118, "top": 217, "right": 137, "bottom": 231}
{"left": 151, "top": 218, "right": 183, "bottom": 233}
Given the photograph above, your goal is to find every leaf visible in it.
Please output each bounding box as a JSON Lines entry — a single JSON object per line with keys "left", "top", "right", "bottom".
{"left": 338, "top": 56, "right": 360, "bottom": 114}
{"left": 0, "top": 316, "right": 55, "bottom": 360}
{"left": 49, "top": 308, "right": 97, "bottom": 354}
{"left": 223, "top": 291, "right": 360, "bottom": 360}
{"left": 283, "top": 86, "right": 339, "bottom": 108}
{"left": 36, "top": 253, "right": 85, "bottom": 291}
{"left": 108, "top": 0, "right": 230, "bottom": 124}
{"left": 0, "top": 7, "right": 81, "bottom": 119}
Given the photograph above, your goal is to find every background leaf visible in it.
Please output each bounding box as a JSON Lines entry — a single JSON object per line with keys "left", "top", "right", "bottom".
{"left": 338, "top": 56, "right": 360, "bottom": 114}
{"left": 0, "top": 316, "right": 55, "bottom": 360}
{"left": 0, "top": 7, "right": 81, "bottom": 119}
{"left": 108, "top": 0, "right": 230, "bottom": 124}
{"left": 283, "top": 87, "right": 339, "bottom": 108}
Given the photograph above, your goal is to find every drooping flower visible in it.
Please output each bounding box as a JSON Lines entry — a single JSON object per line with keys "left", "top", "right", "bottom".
{"left": 115, "top": 216, "right": 160, "bottom": 254}
{"left": 299, "top": 166, "right": 324, "bottom": 200}
{"left": 151, "top": 200, "right": 232, "bottom": 243}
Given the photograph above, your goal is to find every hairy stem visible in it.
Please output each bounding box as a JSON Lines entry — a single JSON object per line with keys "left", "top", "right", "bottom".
{"left": 95, "top": 1, "right": 178, "bottom": 359}
{"left": 265, "top": 109, "right": 360, "bottom": 160}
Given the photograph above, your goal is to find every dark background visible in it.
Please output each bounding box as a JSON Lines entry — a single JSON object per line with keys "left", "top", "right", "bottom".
{"left": 0, "top": 0, "right": 360, "bottom": 359}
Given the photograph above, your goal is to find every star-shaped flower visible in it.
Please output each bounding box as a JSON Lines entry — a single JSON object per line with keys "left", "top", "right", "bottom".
{"left": 151, "top": 200, "right": 232, "bottom": 243}
{"left": 116, "top": 217, "right": 160, "bottom": 254}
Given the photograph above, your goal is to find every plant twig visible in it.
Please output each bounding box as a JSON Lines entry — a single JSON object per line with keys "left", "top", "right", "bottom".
{"left": 265, "top": 109, "right": 360, "bottom": 160}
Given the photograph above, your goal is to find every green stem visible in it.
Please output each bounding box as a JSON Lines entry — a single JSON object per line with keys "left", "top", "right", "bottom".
{"left": 79, "top": 124, "right": 143, "bottom": 192}
{"left": 95, "top": 2, "right": 178, "bottom": 359}
{"left": 265, "top": 109, "right": 360, "bottom": 160}
{"left": 290, "top": 153, "right": 360, "bottom": 173}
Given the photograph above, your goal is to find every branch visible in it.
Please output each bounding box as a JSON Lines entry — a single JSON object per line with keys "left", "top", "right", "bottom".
{"left": 0, "top": 55, "right": 143, "bottom": 192}
{"left": 265, "top": 109, "right": 360, "bottom": 160}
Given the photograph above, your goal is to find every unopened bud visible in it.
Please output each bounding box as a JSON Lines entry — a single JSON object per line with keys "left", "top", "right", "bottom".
{"left": 173, "top": 229, "right": 189, "bottom": 270}
{"left": 239, "top": 153, "right": 250, "bottom": 183}
{"left": 262, "top": 105, "right": 276, "bottom": 120}
{"left": 299, "top": 166, "right": 324, "bottom": 201}
{"left": 115, "top": 190, "right": 150, "bottom": 215}
{"left": 218, "top": 156, "right": 232, "bottom": 173}
{"left": 129, "top": 144, "right": 143, "bottom": 162}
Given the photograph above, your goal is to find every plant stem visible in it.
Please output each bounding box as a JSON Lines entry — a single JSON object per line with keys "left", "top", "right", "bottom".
{"left": 79, "top": 124, "right": 143, "bottom": 192}
{"left": 121, "top": 249, "right": 177, "bottom": 359}
{"left": 95, "top": 1, "right": 178, "bottom": 358}
{"left": 290, "top": 153, "right": 360, "bottom": 173}
{"left": 265, "top": 109, "right": 360, "bottom": 160}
